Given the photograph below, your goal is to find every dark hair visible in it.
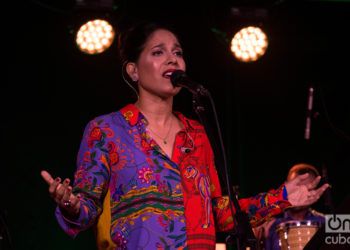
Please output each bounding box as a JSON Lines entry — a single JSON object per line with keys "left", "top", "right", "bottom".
{"left": 118, "top": 21, "right": 181, "bottom": 63}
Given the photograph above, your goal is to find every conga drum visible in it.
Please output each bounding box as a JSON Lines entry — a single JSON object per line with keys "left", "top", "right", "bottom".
{"left": 276, "top": 220, "right": 321, "bottom": 250}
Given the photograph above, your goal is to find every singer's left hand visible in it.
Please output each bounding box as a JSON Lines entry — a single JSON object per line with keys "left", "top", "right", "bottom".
{"left": 285, "top": 173, "right": 330, "bottom": 207}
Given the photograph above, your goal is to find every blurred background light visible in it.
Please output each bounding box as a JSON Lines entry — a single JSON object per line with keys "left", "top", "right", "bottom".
{"left": 76, "top": 19, "right": 115, "bottom": 54}
{"left": 230, "top": 26, "right": 268, "bottom": 62}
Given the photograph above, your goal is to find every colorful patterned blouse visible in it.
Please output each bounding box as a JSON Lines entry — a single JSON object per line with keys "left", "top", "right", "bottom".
{"left": 55, "top": 104, "right": 291, "bottom": 249}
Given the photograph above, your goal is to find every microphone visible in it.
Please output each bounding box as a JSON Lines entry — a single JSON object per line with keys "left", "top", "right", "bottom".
{"left": 170, "top": 70, "right": 209, "bottom": 96}
{"left": 304, "top": 85, "right": 314, "bottom": 140}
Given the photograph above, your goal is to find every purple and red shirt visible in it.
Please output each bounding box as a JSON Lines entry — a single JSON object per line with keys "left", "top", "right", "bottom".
{"left": 55, "top": 104, "right": 291, "bottom": 249}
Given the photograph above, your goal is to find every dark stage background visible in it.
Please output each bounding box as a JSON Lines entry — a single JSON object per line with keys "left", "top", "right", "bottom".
{"left": 3, "top": 0, "right": 350, "bottom": 249}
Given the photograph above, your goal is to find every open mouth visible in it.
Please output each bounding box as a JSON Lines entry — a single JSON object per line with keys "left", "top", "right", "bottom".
{"left": 162, "top": 69, "right": 177, "bottom": 79}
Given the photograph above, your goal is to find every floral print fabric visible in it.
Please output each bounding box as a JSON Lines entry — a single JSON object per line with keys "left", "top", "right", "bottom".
{"left": 55, "top": 104, "right": 290, "bottom": 249}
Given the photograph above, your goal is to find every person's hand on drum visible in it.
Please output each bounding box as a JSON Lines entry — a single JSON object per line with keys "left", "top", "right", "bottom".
{"left": 41, "top": 170, "right": 81, "bottom": 217}
{"left": 285, "top": 173, "right": 330, "bottom": 207}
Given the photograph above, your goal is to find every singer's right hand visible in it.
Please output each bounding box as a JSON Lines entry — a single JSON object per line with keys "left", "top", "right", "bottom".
{"left": 41, "top": 170, "right": 81, "bottom": 217}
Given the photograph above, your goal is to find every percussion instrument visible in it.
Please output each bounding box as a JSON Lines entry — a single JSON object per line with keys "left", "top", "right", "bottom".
{"left": 276, "top": 220, "right": 321, "bottom": 250}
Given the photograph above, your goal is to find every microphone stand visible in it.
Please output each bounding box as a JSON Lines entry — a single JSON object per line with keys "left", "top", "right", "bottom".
{"left": 190, "top": 87, "right": 259, "bottom": 250}
{"left": 304, "top": 85, "right": 334, "bottom": 213}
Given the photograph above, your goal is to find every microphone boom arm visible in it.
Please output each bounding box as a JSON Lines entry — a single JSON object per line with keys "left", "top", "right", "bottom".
{"left": 177, "top": 82, "right": 210, "bottom": 96}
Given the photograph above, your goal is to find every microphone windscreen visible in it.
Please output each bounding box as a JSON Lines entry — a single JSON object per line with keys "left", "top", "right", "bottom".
{"left": 170, "top": 70, "right": 186, "bottom": 86}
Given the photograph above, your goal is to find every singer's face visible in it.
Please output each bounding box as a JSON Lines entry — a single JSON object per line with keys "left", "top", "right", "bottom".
{"left": 134, "top": 29, "right": 186, "bottom": 98}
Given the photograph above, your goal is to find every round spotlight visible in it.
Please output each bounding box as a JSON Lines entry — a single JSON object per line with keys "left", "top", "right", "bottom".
{"left": 76, "top": 19, "right": 115, "bottom": 55}
{"left": 230, "top": 26, "right": 268, "bottom": 62}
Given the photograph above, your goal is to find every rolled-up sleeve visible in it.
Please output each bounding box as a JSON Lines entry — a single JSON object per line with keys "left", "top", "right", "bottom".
{"left": 213, "top": 184, "right": 291, "bottom": 232}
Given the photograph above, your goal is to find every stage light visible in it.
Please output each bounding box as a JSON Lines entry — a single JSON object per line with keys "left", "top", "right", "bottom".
{"left": 76, "top": 19, "right": 115, "bottom": 55}
{"left": 230, "top": 26, "right": 268, "bottom": 62}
